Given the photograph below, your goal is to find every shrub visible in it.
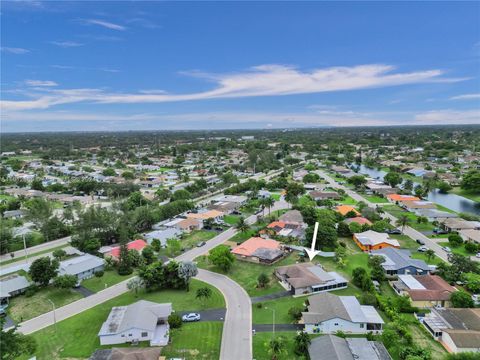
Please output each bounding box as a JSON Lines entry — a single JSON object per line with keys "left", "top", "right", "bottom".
{"left": 288, "top": 306, "right": 303, "bottom": 323}
{"left": 168, "top": 313, "right": 182, "bottom": 329}
{"left": 94, "top": 270, "right": 104, "bottom": 278}
{"left": 448, "top": 234, "right": 463, "bottom": 247}
{"left": 256, "top": 302, "right": 263, "bottom": 309}
{"left": 465, "top": 242, "right": 478, "bottom": 254}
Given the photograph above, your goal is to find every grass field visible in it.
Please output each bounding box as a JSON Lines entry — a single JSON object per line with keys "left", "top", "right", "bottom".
{"left": 252, "top": 331, "right": 304, "bottom": 360}
{"left": 363, "top": 194, "right": 389, "bottom": 203}
{"left": 411, "top": 252, "right": 445, "bottom": 266}
{"left": 223, "top": 214, "right": 241, "bottom": 225}
{"left": 23, "top": 279, "right": 224, "bottom": 360}
{"left": 438, "top": 241, "right": 472, "bottom": 257}
{"left": 8, "top": 287, "right": 83, "bottom": 323}
{"left": 338, "top": 195, "right": 357, "bottom": 205}
{"left": 161, "top": 321, "right": 223, "bottom": 359}
{"left": 451, "top": 187, "right": 480, "bottom": 202}
{"left": 383, "top": 205, "right": 435, "bottom": 232}
{"left": 81, "top": 270, "right": 136, "bottom": 293}
{"left": 197, "top": 252, "right": 299, "bottom": 297}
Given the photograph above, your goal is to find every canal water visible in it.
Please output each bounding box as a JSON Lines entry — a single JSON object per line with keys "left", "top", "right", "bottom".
{"left": 353, "top": 164, "right": 480, "bottom": 215}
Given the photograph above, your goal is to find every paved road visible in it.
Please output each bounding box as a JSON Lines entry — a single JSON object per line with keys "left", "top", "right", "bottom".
{"left": 316, "top": 170, "right": 452, "bottom": 262}
{"left": 0, "top": 236, "right": 71, "bottom": 263}
{"left": 179, "top": 308, "right": 226, "bottom": 322}
{"left": 253, "top": 324, "right": 305, "bottom": 332}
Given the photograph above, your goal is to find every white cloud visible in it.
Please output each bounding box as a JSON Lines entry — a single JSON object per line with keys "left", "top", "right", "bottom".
{"left": 1, "top": 63, "right": 466, "bottom": 112}
{"left": 49, "top": 41, "right": 84, "bottom": 48}
{"left": 449, "top": 93, "right": 480, "bottom": 101}
{"left": 25, "top": 80, "right": 58, "bottom": 87}
{"left": 82, "top": 19, "right": 126, "bottom": 31}
{"left": 415, "top": 109, "right": 480, "bottom": 124}
{"left": 1, "top": 47, "right": 30, "bottom": 54}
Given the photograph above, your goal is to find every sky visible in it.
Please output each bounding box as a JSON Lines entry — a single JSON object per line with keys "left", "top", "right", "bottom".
{"left": 1, "top": 1, "right": 480, "bottom": 132}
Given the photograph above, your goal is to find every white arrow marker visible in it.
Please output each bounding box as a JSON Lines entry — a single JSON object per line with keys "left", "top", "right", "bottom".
{"left": 304, "top": 221, "right": 321, "bottom": 261}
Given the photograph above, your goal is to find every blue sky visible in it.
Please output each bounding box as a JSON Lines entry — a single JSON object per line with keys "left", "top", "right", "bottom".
{"left": 1, "top": 1, "right": 479, "bottom": 132}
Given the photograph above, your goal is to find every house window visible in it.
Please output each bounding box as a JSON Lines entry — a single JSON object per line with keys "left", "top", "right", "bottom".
{"left": 360, "top": 323, "right": 364, "bottom": 328}
{"left": 334, "top": 323, "right": 339, "bottom": 326}
{"left": 128, "top": 333, "right": 132, "bottom": 336}
{"left": 141, "top": 332, "right": 148, "bottom": 337}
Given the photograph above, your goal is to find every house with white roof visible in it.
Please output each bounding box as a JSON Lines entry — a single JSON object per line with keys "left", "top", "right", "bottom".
{"left": 98, "top": 300, "right": 172, "bottom": 346}
{"left": 302, "top": 293, "right": 384, "bottom": 334}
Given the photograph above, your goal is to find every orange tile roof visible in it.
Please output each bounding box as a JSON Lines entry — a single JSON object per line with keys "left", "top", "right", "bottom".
{"left": 335, "top": 205, "right": 360, "bottom": 216}
{"left": 387, "top": 194, "right": 421, "bottom": 202}
{"left": 231, "top": 237, "right": 281, "bottom": 257}
{"left": 186, "top": 210, "right": 224, "bottom": 220}
{"left": 267, "top": 221, "right": 286, "bottom": 229}
{"left": 345, "top": 216, "right": 372, "bottom": 225}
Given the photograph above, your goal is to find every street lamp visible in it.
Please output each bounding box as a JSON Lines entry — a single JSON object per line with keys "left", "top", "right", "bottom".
{"left": 47, "top": 299, "right": 57, "bottom": 332}
{"left": 265, "top": 307, "right": 275, "bottom": 336}
{"left": 22, "top": 234, "right": 28, "bottom": 264}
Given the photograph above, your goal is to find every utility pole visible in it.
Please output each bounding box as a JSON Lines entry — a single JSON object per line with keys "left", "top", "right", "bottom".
{"left": 22, "top": 234, "right": 28, "bottom": 264}
{"left": 47, "top": 299, "right": 57, "bottom": 332}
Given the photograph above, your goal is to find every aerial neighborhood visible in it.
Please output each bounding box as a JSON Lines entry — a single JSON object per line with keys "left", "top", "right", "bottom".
{"left": 1, "top": 126, "right": 479, "bottom": 360}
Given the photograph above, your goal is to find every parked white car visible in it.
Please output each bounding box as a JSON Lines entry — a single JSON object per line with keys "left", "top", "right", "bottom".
{"left": 182, "top": 313, "right": 201, "bottom": 322}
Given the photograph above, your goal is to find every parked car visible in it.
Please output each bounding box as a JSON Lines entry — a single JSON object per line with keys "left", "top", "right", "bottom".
{"left": 416, "top": 239, "right": 426, "bottom": 245}
{"left": 433, "top": 228, "right": 448, "bottom": 235}
{"left": 387, "top": 228, "right": 402, "bottom": 235}
{"left": 196, "top": 241, "right": 206, "bottom": 247}
{"left": 476, "top": 252, "right": 480, "bottom": 258}
{"left": 182, "top": 313, "right": 201, "bottom": 322}
{"left": 417, "top": 246, "right": 428, "bottom": 252}
{"left": 442, "top": 246, "right": 452, "bottom": 253}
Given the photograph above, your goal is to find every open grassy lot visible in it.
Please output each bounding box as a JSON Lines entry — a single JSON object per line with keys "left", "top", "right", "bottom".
{"left": 271, "top": 193, "right": 281, "bottom": 201}
{"left": 228, "top": 220, "right": 268, "bottom": 244}
{"left": 411, "top": 252, "right": 445, "bottom": 266}
{"left": 363, "top": 194, "right": 389, "bottom": 203}
{"left": 197, "top": 252, "right": 299, "bottom": 297}
{"left": 383, "top": 205, "right": 435, "bottom": 232}
{"left": 81, "top": 270, "right": 136, "bottom": 293}
{"left": 223, "top": 214, "right": 241, "bottom": 225}
{"left": 8, "top": 287, "right": 83, "bottom": 323}
{"left": 23, "top": 279, "right": 224, "bottom": 360}
{"left": 390, "top": 234, "right": 419, "bottom": 250}
{"left": 439, "top": 241, "right": 472, "bottom": 257}
{"left": 162, "top": 321, "right": 223, "bottom": 359}
{"left": 160, "top": 230, "right": 218, "bottom": 257}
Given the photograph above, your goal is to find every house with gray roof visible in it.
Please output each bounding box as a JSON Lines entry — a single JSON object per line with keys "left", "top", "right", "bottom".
{"left": 302, "top": 292, "right": 384, "bottom": 334}
{"left": 143, "top": 227, "right": 182, "bottom": 246}
{"left": 371, "top": 248, "right": 431, "bottom": 276}
{"left": 98, "top": 300, "right": 172, "bottom": 346}
{"left": 308, "top": 335, "right": 392, "bottom": 360}
{"left": 0, "top": 275, "right": 30, "bottom": 312}
{"left": 275, "top": 263, "right": 347, "bottom": 295}
{"left": 415, "top": 209, "right": 458, "bottom": 222}
{"left": 59, "top": 253, "right": 104, "bottom": 281}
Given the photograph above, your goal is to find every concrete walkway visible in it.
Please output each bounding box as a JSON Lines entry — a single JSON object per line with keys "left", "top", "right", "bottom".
{"left": 251, "top": 291, "right": 291, "bottom": 304}
{"left": 253, "top": 323, "right": 305, "bottom": 332}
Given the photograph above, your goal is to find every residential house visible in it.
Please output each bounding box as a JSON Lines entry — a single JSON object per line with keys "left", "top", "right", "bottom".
{"left": 353, "top": 230, "right": 400, "bottom": 252}
{"left": 415, "top": 209, "right": 458, "bottom": 222}
{"left": 275, "top": 263, "right": 347, "bottom": 296}
{"left": 371, "top": 248, "right": 431, "bottom": 276}
{"left": 309, "top": 191, "right": 340, "bottom": 201}
{"left": 214, "top": 195, "right": 248, "bottom": 205}
{"left": 441, "top": 218, "right": 480, "bottom": 232}
{"left": 401, "top": 200, "right": 436, "bottom": 214}
{"left": 208, "top": 201, "right": 240, "bottom": 214}
{"left": 302, "top": 292, "right": 384, "bottom": 334}
{"left": 392, "top": 274, "right": 456, "bottom": 308}
{"left": 231, "top": 237, "right": 284, "bottom": 264}
{"left": 386, "top": 194, "right": 420, "bottom": 204}
{"left": 266, "top": 221, "right": 305, "bottom": 241}
{"left": 0, "top": 275, "right": 30, "bottom": 312}
{"left": 186, "top": 210, "right": 224, "bottom": 222}
{"left": 88, "top": 347, "right": 162, "bottom": 360}
{"left": 423, "top": 308, "right": 480, "bottom": 353}
{"left": 335, "top": 205, "right": 360, "bottom": 217}
{"left": 459, "top": 229, "right": 480, "bottom": 244}
{"left": 308, "top": 335, "right": 392, "bottom": 360}
{"left": 98, "top": 300, "right": 172, "bottom": 346}
{"left": 2, "top": 210, "right": 24, "bottom": 219}
{"left": 142, "top": 228, "right": 182, "bottom": 246}
{"left": 344, "top": 217, "right": 372, "bottom": 226}
{"left": 279, "top": 210, "right": 305, "bottom": 226}
{"left": 59, "top": 253, "right": 105, "bottom": 281}
{"left": 171, "top": 217, "right": 203, "bottom": 232}
{"left": 106, "top": 239, "right": 148, "bottom": 258}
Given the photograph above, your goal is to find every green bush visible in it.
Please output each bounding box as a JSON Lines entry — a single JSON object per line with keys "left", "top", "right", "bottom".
{"left": 168, "top": 313, "right": 182, "bottom": 329}
{"left": 94, "top": 270, "right": 104, "bottom": 278}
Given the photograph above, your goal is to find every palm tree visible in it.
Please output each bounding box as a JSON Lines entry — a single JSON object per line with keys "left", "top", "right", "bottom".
{"left": 265, "top": 337, "right": 286, "bottom": 360}
{"left": 235, "top": 216, "right": 250, "bottom": 233}
{"left": 264, "top": 196, "right": 275, "bottom": 216}
{"left": 396, "top": 215, "right": 410, "bottom": 233}
{"left": 196, "top": 286, "right": 212, "bottom": 306}
{"left": 425, "top": 249, "right": 435, "bottom": 262}
{"left": 127, "top": 278, "right": 144, "bottom": 297}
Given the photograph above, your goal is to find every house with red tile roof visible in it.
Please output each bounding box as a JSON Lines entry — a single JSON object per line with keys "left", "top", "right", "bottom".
{"left": 344, "top": 217, "right": 372, "bottom": 226}
{"left": 107, "top": 239, "right": 148, "bottom": 259}
{"left": 386, "top": 194, "right": 421, "bottom": 203}
{"left": 231, "top": 237, "right": 284, "bottom": 264}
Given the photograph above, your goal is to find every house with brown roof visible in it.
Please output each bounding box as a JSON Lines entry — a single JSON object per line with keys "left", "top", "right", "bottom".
{"left": 344, "top": 217, "right": 372, "bottom": 226}
{"left": 279, "top": 210, "right": 305, "bottom": 226}
{"left": 392, "top": 274, "right": 456, "bottom": 308}
{"left": 231, "top": 237, "right": 284, "bottom": 264}
{"left": 423, "top": 308, "right": 480, "bottom": 354}
{"left": 459, "top": 229, "right": 480, "bottom": 244}
{"left": 186, "top": 209, "right": 224, "bottom": 221}
{"left": 441, "top": 218, "right": 480, "bottom": 232}
{"left": 275, "top": 263, "right": 347, "bottom": 296}
{"left": 309, "top": 191, "right": 340, "bottom": 201}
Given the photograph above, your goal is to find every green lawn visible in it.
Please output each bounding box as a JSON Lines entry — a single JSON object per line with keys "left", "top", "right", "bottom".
{"left": 253, "top": 331, "right": 304, "bottom": 360}
{"left": 390, "top": 234, "right": 419, "bottom": 250}
{"left": 338, "top": 195, "right": 357, "bottom": 205}
{"left": 363, "top": 194, "right": 388, "bottom": 203}
{"left": 228, "top": 220, "right": 268, "bottom": 244}
{"left": 223, "top": 214, "right": 241, "bottom": 226}
{"left": 161, "top": 230, "right": 217, "bottom": 257}
{"left": 411, "top": 252, "right": 445, "bottom": 266}
{"left": 8, "top": 287, "right": 83, "bottom": 323}
{"left": 0, "top": 244, "right": 69, "bottom": 266}
{"left": 162, "top": 321, "right": 223, "bottom": 359}
{"left": 383, "top": 205, "right": 435, "bottom": 232}
{"left": 81, "top": 270, "right": 136, "bottom": 293}
{"left": 197, "top": 252, "right": 298, "bottom": 297}
{"left": 24, "top": 279, "right": 224, "bottom": 360}
{"left": 451, "top": 187, "right": 480, "bottom": 202}
{"left": 271, "top": 193, "right": 281, "bottom": 201}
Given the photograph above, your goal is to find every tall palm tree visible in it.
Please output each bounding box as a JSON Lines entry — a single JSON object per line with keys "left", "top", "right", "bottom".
{"left": 235, "top": 216, "right": 250, "bottom": 233}
{"left": 396, "top": 215, "right": 410, "bottom": 233}
{"left": 264, "top": 196, "right": 275, "bottom": 216}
